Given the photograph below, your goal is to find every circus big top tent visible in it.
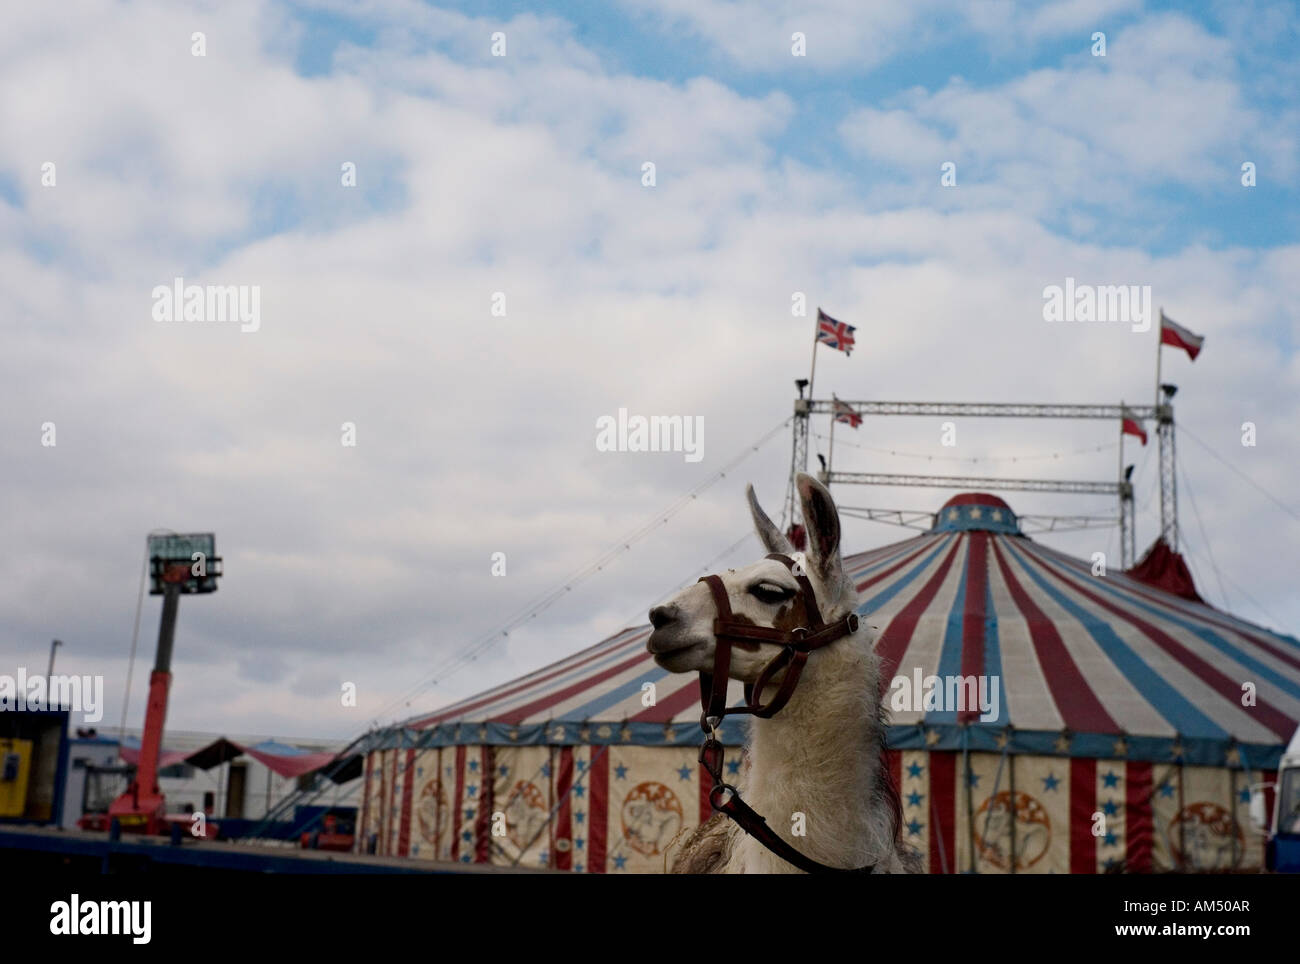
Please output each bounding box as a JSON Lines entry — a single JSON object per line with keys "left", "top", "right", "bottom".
{"left": 357, "top": 493, "right": 1300, "bottom": 873}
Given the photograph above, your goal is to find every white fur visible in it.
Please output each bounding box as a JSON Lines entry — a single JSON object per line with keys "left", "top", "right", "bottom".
{"left": 647, "top": 474, "right": 920, "bottom": 873}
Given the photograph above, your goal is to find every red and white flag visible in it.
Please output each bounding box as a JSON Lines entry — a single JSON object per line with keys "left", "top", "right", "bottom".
{"left": 1160, "top": 311, "right": 1204, "bottom": 361}
{"left": 833, "top": 396, "right": 862, "bottom": 429}
{"left": 1121, "top": 405, "right": 1147, "bottom": 446}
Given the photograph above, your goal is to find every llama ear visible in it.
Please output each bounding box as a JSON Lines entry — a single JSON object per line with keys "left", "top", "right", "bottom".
{"left": 795, "top": 472, "right": 843, "bottom": 587}
{"left": 747, "top": 484, "right": 794, "bottom": 555}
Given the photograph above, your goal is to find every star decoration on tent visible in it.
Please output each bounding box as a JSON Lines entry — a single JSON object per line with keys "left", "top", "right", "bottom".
{"left": 1103, "top": 832, "right": 1118, "bottom": 848}
{"left": 907, "top": 791, "right": 924, "bottom": 807}
{"left": 948, "top": 508, "right": 959, "bottom": 520}
{"left": 925, "top": 729, "right": 940, "bottom": 746}
{"left": 1225, "top": 747, "right": 1241, "bottom": 767}
{"left": 1054, "top": 732, "right": 1071, "bottom": 753}
{"left": 620, "top": 725, "right": 632, "bottom": 742}
{"left": 1102, "top": 769, "right": 1121, "bottom": 788}
{"left": 1170, "top": 741, "right": 1185, "bottom": 761}
{"left": 677, "top": 764, "right": 692, "bottom": 781}
{"left": 969, "top": 506, "right": 982, "bottom": 519}
{"left": 1102, "top": 799, "right": 1119, "bottom": 816}
{"left": 1112, "top": 737, "right": 1128, "bottom": 757}
{"left": 996, "top": 730, "right": 1011, "bottom": 749}
{"left": 1042, "top": 772, "right": 1060, "bottom": 792}
{"left": 1239, "top": 787, "right": 1251, "bottom": 804}
{"left": 907, "top": 820, "right": 923, "bottom": 837}
{"left": 614, "top": 763, "right": 628, "bottom": 780}
{"left": 1158, "top": 782, "right": 1175, "bottom": 798}
{"left": 967, "top": 771, "right": 981, "bottom": 788}
{"left": 907, "top": 761, "right": 924, "bottom": 779}
{"left": 990, "top": 509, "right": 1002, "bottom": 521}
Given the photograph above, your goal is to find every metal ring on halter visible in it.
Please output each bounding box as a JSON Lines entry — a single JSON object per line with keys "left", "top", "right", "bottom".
{"left": 709, "top": 783, "right": 739, "bottom": 810}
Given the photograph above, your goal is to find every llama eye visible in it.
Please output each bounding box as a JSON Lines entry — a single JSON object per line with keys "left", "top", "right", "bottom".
{"left": 749, "top": 583, "right": 794, "bottom": 604}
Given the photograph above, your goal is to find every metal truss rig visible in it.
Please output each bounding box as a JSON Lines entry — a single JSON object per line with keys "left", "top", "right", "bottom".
{"left": 827, "top": 472, "right": 1120, "bottom": 495}
{"left": 838, "top": 506, "right": 1118, "bottom": 535}
{"left": 806, "top": 400, "right": 1159, "bottom": 420}
{"left": 790, "top": 398, "right": 1171, "bottom": 569}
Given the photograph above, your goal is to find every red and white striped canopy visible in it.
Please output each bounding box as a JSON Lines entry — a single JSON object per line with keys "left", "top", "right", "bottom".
{"left": 402, "top": 494, "right": 1300, "bottom": 769}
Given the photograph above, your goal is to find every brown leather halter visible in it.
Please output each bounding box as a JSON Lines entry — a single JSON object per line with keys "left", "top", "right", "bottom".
{"left": 695, "top": 552, "right": 875, "bottom": 874}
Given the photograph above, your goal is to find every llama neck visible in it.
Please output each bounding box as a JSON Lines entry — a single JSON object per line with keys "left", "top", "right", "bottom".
{"left": 734, "top": 631, "right": 888, "bottom": 873}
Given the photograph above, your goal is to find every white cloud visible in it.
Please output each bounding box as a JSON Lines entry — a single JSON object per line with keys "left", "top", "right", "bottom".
{"left": 839, "top": 13, "right": 1297, "bottom": 221}
{"left": 1, "top": 1, "right": 1297, "bottom": 741}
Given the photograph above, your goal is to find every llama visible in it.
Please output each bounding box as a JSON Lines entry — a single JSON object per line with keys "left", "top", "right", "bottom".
{"left": 647, "top": 473, "right": 920, "bottom": 873}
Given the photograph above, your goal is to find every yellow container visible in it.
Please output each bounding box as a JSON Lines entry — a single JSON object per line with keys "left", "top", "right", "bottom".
{"left": 0, "top": 738, "right": 33, "bottom": 817}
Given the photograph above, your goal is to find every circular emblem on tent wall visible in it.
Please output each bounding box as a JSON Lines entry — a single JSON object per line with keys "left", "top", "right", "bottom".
{"left": 620, "top": 781, "right": 684, "bottom": 857}
{"left": 417, "top": 780, "right": 449, "bottom": 847}
{"left": 504, "top": 780, "right": 548, "bottom": 850}
{"left": 1169, "top": 802, "right": 1243, "bottom": 870}
{"left": 973, "top": 791, "right": 1051, "bottom": 870}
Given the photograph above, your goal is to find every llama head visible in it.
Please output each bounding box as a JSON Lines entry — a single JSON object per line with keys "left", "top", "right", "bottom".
{"left": 647, "top": 473, "right": 854, "bottom": 680}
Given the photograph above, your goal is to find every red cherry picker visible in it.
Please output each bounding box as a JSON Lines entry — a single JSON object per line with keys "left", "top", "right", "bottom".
{"left": 79, "top": 535, "right": 222, "bottom": 838}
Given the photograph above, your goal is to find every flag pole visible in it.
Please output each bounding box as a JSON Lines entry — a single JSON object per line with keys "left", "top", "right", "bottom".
{"left": 1154, "top": 307, "right": 1163, "bottom": 409}
{"left": 1118, "top": 401, "right": 1124, "bottom": 478}
{"left": 828, "top": 395, "right": 837, "bottom": 479}
{"left": 808, "top": 310, "right": 821, "bottom": 402}
{"left": 1118, "top": 403, "right": 1125, "bottom": 566}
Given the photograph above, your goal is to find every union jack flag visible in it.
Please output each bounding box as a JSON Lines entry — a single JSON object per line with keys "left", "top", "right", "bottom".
{"left": 833, "top": 396, "right": 862, "bottom": 429}
{"left": 817, "top": 308, "right": 856, "bottom": 356}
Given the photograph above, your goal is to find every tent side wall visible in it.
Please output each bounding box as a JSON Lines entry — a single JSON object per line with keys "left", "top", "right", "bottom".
{"left": 358, "top": 742, "right": 1270, "bottom": 872}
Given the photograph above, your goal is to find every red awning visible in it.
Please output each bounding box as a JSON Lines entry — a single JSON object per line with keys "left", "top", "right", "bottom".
{"left": 118, "top": 737, "right": 343, "bottom": 779}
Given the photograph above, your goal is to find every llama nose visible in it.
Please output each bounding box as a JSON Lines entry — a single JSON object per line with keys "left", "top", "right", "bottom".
{"left": 649, "top": 604, "right": 678, "bottom": 630}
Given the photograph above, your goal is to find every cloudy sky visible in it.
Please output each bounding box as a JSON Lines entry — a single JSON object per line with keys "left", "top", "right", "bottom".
{"left": 2, "top": 0, "right": 1297, "bottom": 744}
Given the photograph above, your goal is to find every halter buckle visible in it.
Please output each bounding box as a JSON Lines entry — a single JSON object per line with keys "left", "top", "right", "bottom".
{"left": 845, "top": 613, "right": 860, "bottom": 633}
